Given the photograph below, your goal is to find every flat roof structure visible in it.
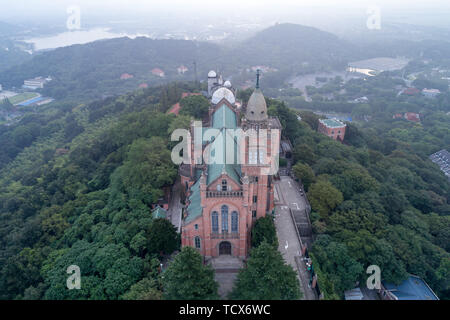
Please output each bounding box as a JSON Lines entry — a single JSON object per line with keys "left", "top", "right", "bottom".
{"left": 382, "top": 275, "right": 439, "bottom": 300}
{"left": 319, "top": 118, "right": 346, "bottom": 128}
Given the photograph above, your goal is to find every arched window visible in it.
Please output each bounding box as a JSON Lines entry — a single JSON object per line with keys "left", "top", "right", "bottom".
{"left": 222, "top": 179, "right": 227, "bottom": 191}
{"left": 211, "top": 211, "right": 219, "bottom": 233}
{"left": 221, "top": 205, "right": 228, "bottom": 232}
{"left": 195, "top": 236, "right": 201, "bottom": 249}
{"left": 231, "top": 211, "right": 238, "bottom": 233}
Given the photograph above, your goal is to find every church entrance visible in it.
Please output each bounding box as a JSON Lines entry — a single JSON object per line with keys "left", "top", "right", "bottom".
{"left": 219, "top": 241, "right": 232, "bottom": 255}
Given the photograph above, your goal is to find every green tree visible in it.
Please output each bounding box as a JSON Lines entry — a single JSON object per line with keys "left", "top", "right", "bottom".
{"left": 112, "top": 137, "right": 177, "bottom": 207}
{"left": 308, "top": 180, "right": 343, "bottom": 220}
{"left": 292, "top": 162, "right": 315, "bottom": 191}
{"left": 168, "top": 114, "right": 192, "bottom": 135}
{"left": 162, "top": 247, "right": 218, "bottom": 300}
{"left": 120, "top": 277, "right": 162, "bottom": 300}
{"left": 311, "top": 235, "right": 363, "bottom": 298}
{"left": 230, "top": 242, "right": 301, "bottom": 300}
{"left": 179, "top": 95, "right": 209, "bottom": 119}
{"left": 147, "top": 218, "right": 180, "bottom": 256}
{"left": 330, "top": 168, "right": 379, "bottom": 200}
{"left": 251, "top": 215, "right": 278, "bottom": 248}
{"left": 293, "top": 143, "right": 317, "bottom": 166}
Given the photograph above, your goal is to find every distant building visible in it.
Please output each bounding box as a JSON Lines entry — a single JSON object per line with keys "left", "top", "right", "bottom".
{"left": 152, "top": 68, "right": 165, "bottom": 77}
{"left": 429, "top": 149, "right": 450, "bottom": 180}
{"left": 344, "top": 287, "right": 379, "bottom": 300}
{"left": 120, "top": 73, "right": 134, "bottom": 80}
{"left": 344, "top": 287, "right": 364, "bottom": 300}
{"left": 350, "top": 96, "right": 369, "bottom": 103}
{"left": 250, "top": 65, "right": 277, "bottom": 73}
{"left": 422, "top": 88, "right": 441, "bottom": 98}
{"left": 318, "top": 118, "right": 346, "bottom": 141}
{"left": 138, "top": 83, "right": 148, "bottom": 89}
{"left": 167, "top": 92, "right": 202, "bottom": 116}
{"left": 393, "top": 112, "right": 420, "bottom": 122}
{"left": 380, "top": 275, "right": 439, "bottom": 300}
{"left": 402, "top": 87, "right": 420, "bottom": 96}
{"left": 151, "top": 206, "right": 167, "bottom": 219}
{"left": 404, "top": 112, "right": 420, "bottom": 122}
{"left": 177, "top": 65, "right": 189, "bottom": 74}
{"left": 23, "top": 77, "right": 50, "bottom": 90}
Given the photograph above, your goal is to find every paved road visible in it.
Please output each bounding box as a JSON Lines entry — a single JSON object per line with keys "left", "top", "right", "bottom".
{"left": 274, "top": 176, "right": 317, "bottom": 300}
{"left": 167, "top": 178, "right": 183, "bottom": 233}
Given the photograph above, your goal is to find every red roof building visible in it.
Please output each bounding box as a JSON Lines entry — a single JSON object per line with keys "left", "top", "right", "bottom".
{"left": 402, "top": 88, "right": 420, "bottom": 96}
{"left": 404, "top": 112, "right": 420, "bottom": 122}
{"left": 318, "top": 118, "right": 347, "bottom": 141}
{"left": 167, "top": 92, "right": 202, "bottom": 115}
{"left": 138, "top": 83, "right": 148, "bottom": 89}
{"left": 120, "top": 73, "right": 134, "bottom": 80}
{"left": 177, "top": 65, "right": 189, "bottom": 74}
{"left": 151, "top": 68, "right": 165, "bottom": 77}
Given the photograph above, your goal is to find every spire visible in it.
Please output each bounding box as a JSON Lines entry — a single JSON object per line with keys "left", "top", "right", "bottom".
{"left": 256, "top": 69, "right": 261, "bottom": 89}
{"left": 245, "top": 69, "right": 268, "bottom": 122}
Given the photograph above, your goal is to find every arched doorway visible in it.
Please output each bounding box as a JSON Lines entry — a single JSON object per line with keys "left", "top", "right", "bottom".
{"left": 219, "top": 241, "right": 232, "bottom": 255}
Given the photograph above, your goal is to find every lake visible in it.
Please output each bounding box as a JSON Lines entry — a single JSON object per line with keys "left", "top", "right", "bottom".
{"left": 24, "top": 28, "right": 151, "bottom": 51}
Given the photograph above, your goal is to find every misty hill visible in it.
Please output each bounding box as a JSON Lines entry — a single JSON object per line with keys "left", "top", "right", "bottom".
{"left": 0, "top": 37, "right": 222, "bottom": 100}
{"left": 233, "top": 23, "right": 356, "bottom": 71}
{"left": 0, "top": 22, "right": 33, "bottom": 72}
{"left": 0, "top": 21, "right": 23, "bottom": 37}
{"left": 0, "top": 23, "right": 374, "bottom": 100}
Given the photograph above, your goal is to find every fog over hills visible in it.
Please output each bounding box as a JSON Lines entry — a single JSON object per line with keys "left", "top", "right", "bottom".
{"left": 2, "top": 22, "right": 450, "bottom": 101}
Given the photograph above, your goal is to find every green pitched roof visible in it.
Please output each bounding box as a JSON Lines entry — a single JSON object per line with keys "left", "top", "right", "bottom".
{"left": 212, "top": 103, "right": 237, "bottom": 129}
{"left": 184, "top": 103, "right": 242, "bottom": 224}
{"left": 185, "top": 179, "right": 202, "bottom": 223}
{"left": 152, "top": 206, "right": 167, "bottom": 219}
{"left": 207, "top": 103, "right": 241, "bottom": 185}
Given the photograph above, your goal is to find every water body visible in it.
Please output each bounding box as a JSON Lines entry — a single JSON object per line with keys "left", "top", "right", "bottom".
{"left": 24, "top": 28, "right": 151, "bottom": 51}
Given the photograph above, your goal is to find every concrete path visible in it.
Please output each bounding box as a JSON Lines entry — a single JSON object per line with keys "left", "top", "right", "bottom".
{"left": 167, "top": 178, "right": 183, "bottom": 233}
{"left": 208, "top": 256, "right": 243, "bottom": 299}
{"left": 274, "top": 176, "right": 317, "bottom": 300}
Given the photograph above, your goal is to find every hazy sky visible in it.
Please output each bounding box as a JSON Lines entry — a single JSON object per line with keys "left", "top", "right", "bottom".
{"left": 1, "top": 0, "right": 449, "bottom": 17}
{"left": 1, "top": 0, "right": 450, "bottom": 29}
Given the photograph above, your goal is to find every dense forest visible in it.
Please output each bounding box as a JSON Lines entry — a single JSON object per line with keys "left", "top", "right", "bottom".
{"left": 0, "top": 21, "right": 449, "bottom": 299}
{"left": 0, "top": 80, "right": 305, "bottom": 300}
{"left": 0, "top": 82, "right": 195, "bottom": 299}
{"left": 265, "top": 98, "right": 449, "bottom": 300}
{"left": 1, "top": 76, "right": 448, "bottom": 299}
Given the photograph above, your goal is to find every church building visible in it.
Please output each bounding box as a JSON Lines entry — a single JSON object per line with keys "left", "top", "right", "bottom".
{"left": 180, "top": 70, "right": 281, "bottom": 261}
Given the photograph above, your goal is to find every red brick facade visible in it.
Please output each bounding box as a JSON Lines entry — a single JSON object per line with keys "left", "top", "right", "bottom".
{"left": 318, "top": 119, "right": 346, "bottom": 141}
{"left": 180, "top": 81, "right": 280, "bottom": 261}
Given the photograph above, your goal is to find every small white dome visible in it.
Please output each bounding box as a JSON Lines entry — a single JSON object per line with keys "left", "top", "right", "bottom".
{"left": 224, "top": 80, "right": 232, "bottom": 88}
{"left": 211, "top": 87, "right": 236, "bottom": 105}
{"left": 208, "top": 70, "right": 217, "bottom": 78}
